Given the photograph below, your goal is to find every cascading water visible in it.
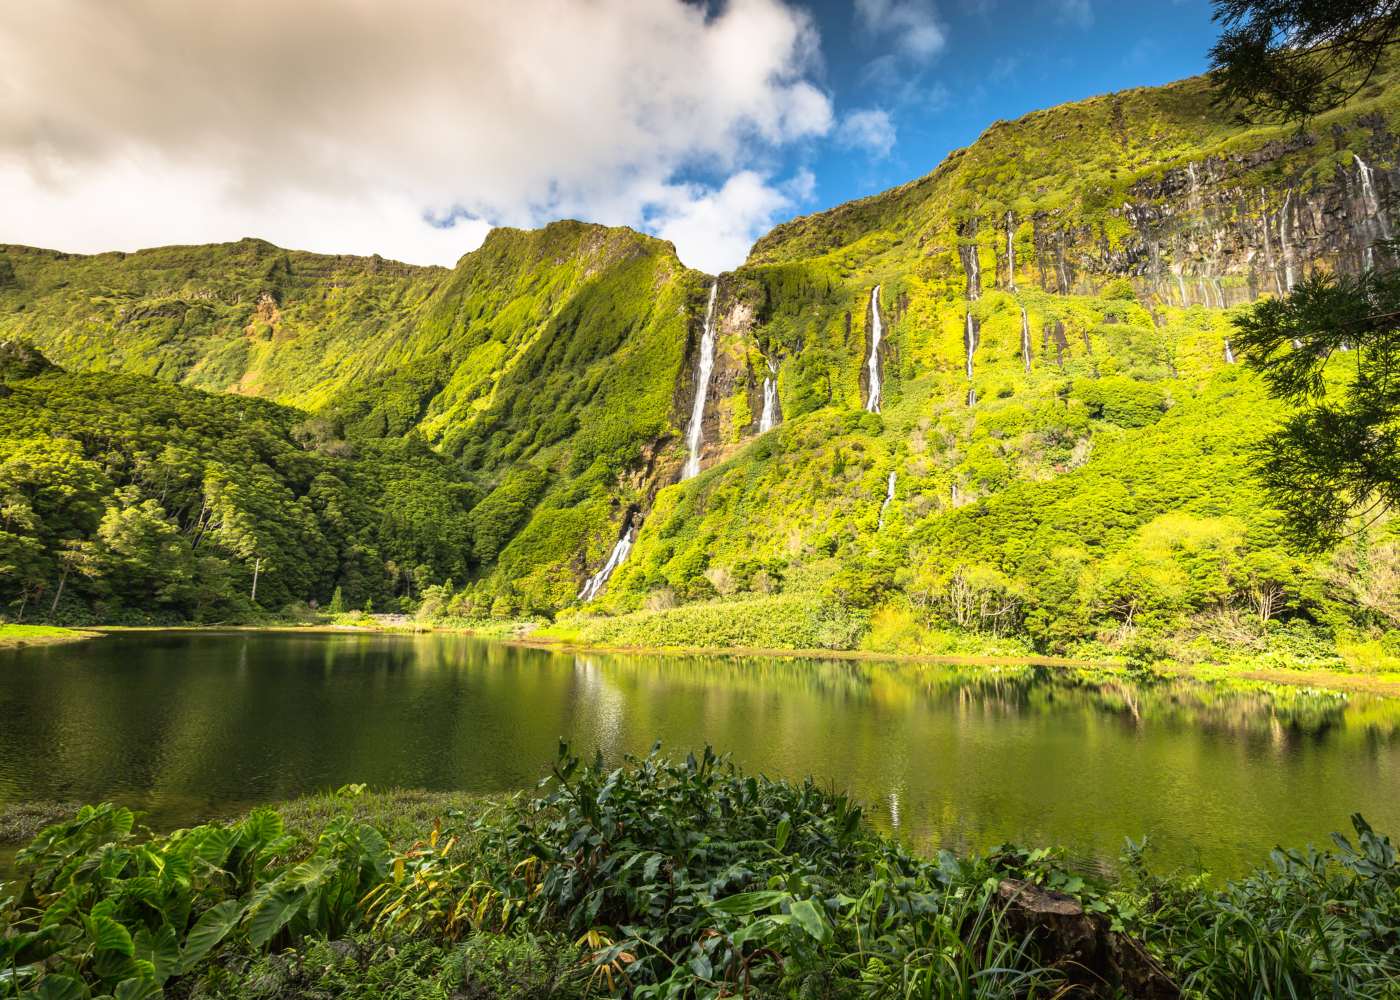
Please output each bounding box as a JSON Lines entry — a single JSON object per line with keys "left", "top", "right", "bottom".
{"left": 759, "top": 359, "right": 778, "bottom": 433}
{"left": 578, "top": 520, "right": 637, "bottom": 602}
{"left": 683, "top": 283, "right": 719, "bottom": 480}
{"left": 1019, "top": 307, "right": 1032, "bottom": 372}
{"left": 1280, "top": 190, "right": 1295, "bottom": 292}
{"left": 966, "top": 388, "right": 977, "bottom": 406}
{"left": 1261, "top": 188, "right": 1282, "bottom": 296}
{"left": 1174, "top": 271, "right": 1188, "bottom": 306}
{"left": 1005, "top": 211, "right": 1016, "bottom": 290}
{"left": 865, "top": 286, "right": 883, "bottom": 414}
{"left": 877, "top": 471, "right": 896, "bottom": 530}
{"left": 1355, "top": 154, "right": 1390, "bottom": 270}
{"left": 1224, "top": 340, "right": 1236, "bottom": 364}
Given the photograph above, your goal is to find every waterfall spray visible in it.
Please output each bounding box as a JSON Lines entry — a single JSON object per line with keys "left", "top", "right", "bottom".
{"left": 759, "top": 359, "right": 778, "bottom": 433}
{"left": 1280, "top": 190, "right": 1295, "bottom": 292}
{"left": 578, "top": 520, "right": 638, "bottom": 602}
{"left": 964, "top": 311, "right": 978, "bottom": 382}
{"left": 682, "top": 283, "right": 719, "bottom": 480}
{"left": 865, "top": 286, "right": 883, "bottom": 414}
{"left": 1355, "top": 154, "right": 1390, "bottom": 270}
{"left": 877, "top": 471, "right": 896, "bottom": 530}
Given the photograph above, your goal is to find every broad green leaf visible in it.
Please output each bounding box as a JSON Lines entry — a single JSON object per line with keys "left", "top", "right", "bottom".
{"left": 238, "top": 809, "right": 284, "bottom": 851}
{"left": 708, "top": 890, "right": 786, "bottom": 915}
{"left": 775, "top": 816, "right": 791, "bottom": 852}
{"left": 786, "top": 898, "right": 830, "bottom": 944}
{"left": 133, "top": 924, "right": 179, "bottom": 983}
{"left": 86, "top": 914, "right": 134, "bottom": 956}
{"left": 114, "top": 976, "right": 162, "bottom": 1000}
{"left": 246, "top": 891, "right": 302, "bottom": 948}
{"left": 178, "top": 899, "right": 243, "bottom": 973}
{"left": 31, "top": 975, "right": 85, "bottom": 1000}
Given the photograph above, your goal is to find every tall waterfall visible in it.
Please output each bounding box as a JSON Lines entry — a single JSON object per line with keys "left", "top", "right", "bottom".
{"left": 1223, "top": 339, "right": 1236, "bottom": 364}
{"left": 865, "top": 286, "right": 883, "bottom": 414}
{"left": 1174, "top": 271, "right": 1188, "bottom": 306}
{"left": 759, "top": 359, "right": 778, "bottom": 433}
{"left": 1355, "top": 154, "right": 1390, "bottom": 270}
{"left": 578, "top": 520, "right": 637, "bottom": 602}
{"left": 967, "top": 247, "right": 981, "bottom": 300}
{"left": 683, "top": 283, "right": 719, "bottom": 480}
{"left": 964, "top": 311, "right": 978, "bottom": 382}
{"left": 1261, "top": 188, "right": 1282, "bottom": 295}
{"left": 1020, "top": 307, "right": 1032, "bottom": 371}
{"left": 1005, "top": 211, "right": 1016, "bottom": 290}
{"left": 1280, "top": 190, "right": 1295, "bottom": 292}
{"left": 877, "top": 471, "right": 896, "bottom": 530}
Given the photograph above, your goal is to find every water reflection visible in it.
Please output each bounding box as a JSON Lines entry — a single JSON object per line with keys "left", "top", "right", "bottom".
{"left": 1, "top": 632, "right": 1397, "bottom": 875}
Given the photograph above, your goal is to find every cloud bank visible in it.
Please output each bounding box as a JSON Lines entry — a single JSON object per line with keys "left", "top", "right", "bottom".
{"left": 0, "top": 0, "right": 833, "bottom": 272}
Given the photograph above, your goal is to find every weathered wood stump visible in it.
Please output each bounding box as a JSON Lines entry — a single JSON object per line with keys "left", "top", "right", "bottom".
{"left": 996, "top": 879, "right": 1179, "bottom": 998}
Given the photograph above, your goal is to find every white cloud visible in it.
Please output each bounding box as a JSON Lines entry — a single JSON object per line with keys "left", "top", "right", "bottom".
{"left": 854, "top": 0, "right": 947, "bottom": 59}
{"left": 0, "top": 0, "right": 833, "bottom": 270}
{"left": 836, "top": 109, "right": 897, "bottom": 158}
{"left": 1054, "top": 0, "right": 1094, "bottom": 28}
{"left": 648, "top": 169, "right": 816, "bottom": 274}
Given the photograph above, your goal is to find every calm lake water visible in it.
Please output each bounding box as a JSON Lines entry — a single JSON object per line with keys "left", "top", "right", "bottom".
{"left": 3, "top": 630, "right": 1399, "bottom": 876}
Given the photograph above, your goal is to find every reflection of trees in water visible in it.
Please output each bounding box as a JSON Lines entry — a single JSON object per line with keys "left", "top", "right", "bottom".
{"left": 527, "top": 649, "right": 1400, "bottom": 747}
{"left": 280, "top": 635, "right": 1400, "bottom": 750}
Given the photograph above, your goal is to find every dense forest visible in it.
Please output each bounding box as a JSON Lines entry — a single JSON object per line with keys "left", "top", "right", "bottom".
{"left": 0, "top": 341, "right": 485, "bottom": 622}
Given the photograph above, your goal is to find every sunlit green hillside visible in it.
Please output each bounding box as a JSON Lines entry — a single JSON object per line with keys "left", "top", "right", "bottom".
{"left": 2, "top": 65, "right": 1397, "bottom": 666}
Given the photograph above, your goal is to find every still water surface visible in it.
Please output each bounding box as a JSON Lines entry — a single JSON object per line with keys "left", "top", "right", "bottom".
{"left": 2, "top": 631, "right": 1398, "bottom": 875}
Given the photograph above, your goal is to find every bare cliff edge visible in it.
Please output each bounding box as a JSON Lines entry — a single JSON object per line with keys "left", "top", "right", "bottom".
{"left": 3, "top": 62, "right": 1399, "bottom": 628}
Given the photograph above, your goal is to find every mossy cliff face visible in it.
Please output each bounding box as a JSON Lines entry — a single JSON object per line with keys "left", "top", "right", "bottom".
{"left": 4, "top": 66, "right": 1400, "bottom": 654}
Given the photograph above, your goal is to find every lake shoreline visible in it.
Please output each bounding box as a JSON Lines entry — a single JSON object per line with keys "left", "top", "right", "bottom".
{"left": 0, "top": 624, "right": 104, "bottom": 649}
{"left": 33, "top": 620, "right": 1398, "bottom": 698}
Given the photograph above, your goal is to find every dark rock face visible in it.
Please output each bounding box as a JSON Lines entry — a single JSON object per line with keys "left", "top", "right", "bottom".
{"left": 675, "top": 278, "right": 781, "bottom": 477}
{"left": 1002, "top": 121, "right": 1399, "bottom": 307}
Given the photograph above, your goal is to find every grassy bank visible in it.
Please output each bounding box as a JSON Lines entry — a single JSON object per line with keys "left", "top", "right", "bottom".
{"left": 2, "top": 748, "right": 1397, "bottom": 999}
{"left": 0, "top": 624, "right": 100, "bottom": 649}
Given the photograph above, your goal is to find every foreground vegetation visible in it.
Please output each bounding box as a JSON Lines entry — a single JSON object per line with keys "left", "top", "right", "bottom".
{"left": 2, "top": 748, "right": 1396, "bottom": 999}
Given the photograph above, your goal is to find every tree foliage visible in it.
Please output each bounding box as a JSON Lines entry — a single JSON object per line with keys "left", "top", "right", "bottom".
{"left": 1209, "top": 0, "right": 1400, "bottom": 122}
{"left": 1234, "top": 269, "right": 1400, "bottom": 549}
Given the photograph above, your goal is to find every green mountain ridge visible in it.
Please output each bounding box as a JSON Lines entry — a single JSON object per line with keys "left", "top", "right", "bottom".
{"left": 2, "top": 66, "right": 1398, "bottom": 664}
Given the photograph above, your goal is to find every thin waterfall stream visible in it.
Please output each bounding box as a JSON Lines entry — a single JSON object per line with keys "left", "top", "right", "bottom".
{"left": 759, "top": 359, "right": 778, "bottom": 433}
{"left": 683, "top": 283, "right": 719, "bottom": 480}
{"left": 865, "top": 286, "right": 883, "bottom": 413}
{"left": 578, "top": 518, "right": 637, "bottom": 602}
{"left": 877, "top": 471, "right": 896, "bottom": 531}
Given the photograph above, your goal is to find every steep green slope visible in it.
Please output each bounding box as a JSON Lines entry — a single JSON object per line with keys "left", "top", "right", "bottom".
{"left": 1, "top": 222, "right": 705, "bottom": 614}
{"left": 579, "top": 65, "right": 1400, "bottom": 663}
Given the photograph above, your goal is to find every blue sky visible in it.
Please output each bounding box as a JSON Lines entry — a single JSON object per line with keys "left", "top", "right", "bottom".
{"left": 1, "top": 0, "right": 1224, "bottom": 271}
{"left": 733, "top": 0, "right": 1221, "bottom": 221}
